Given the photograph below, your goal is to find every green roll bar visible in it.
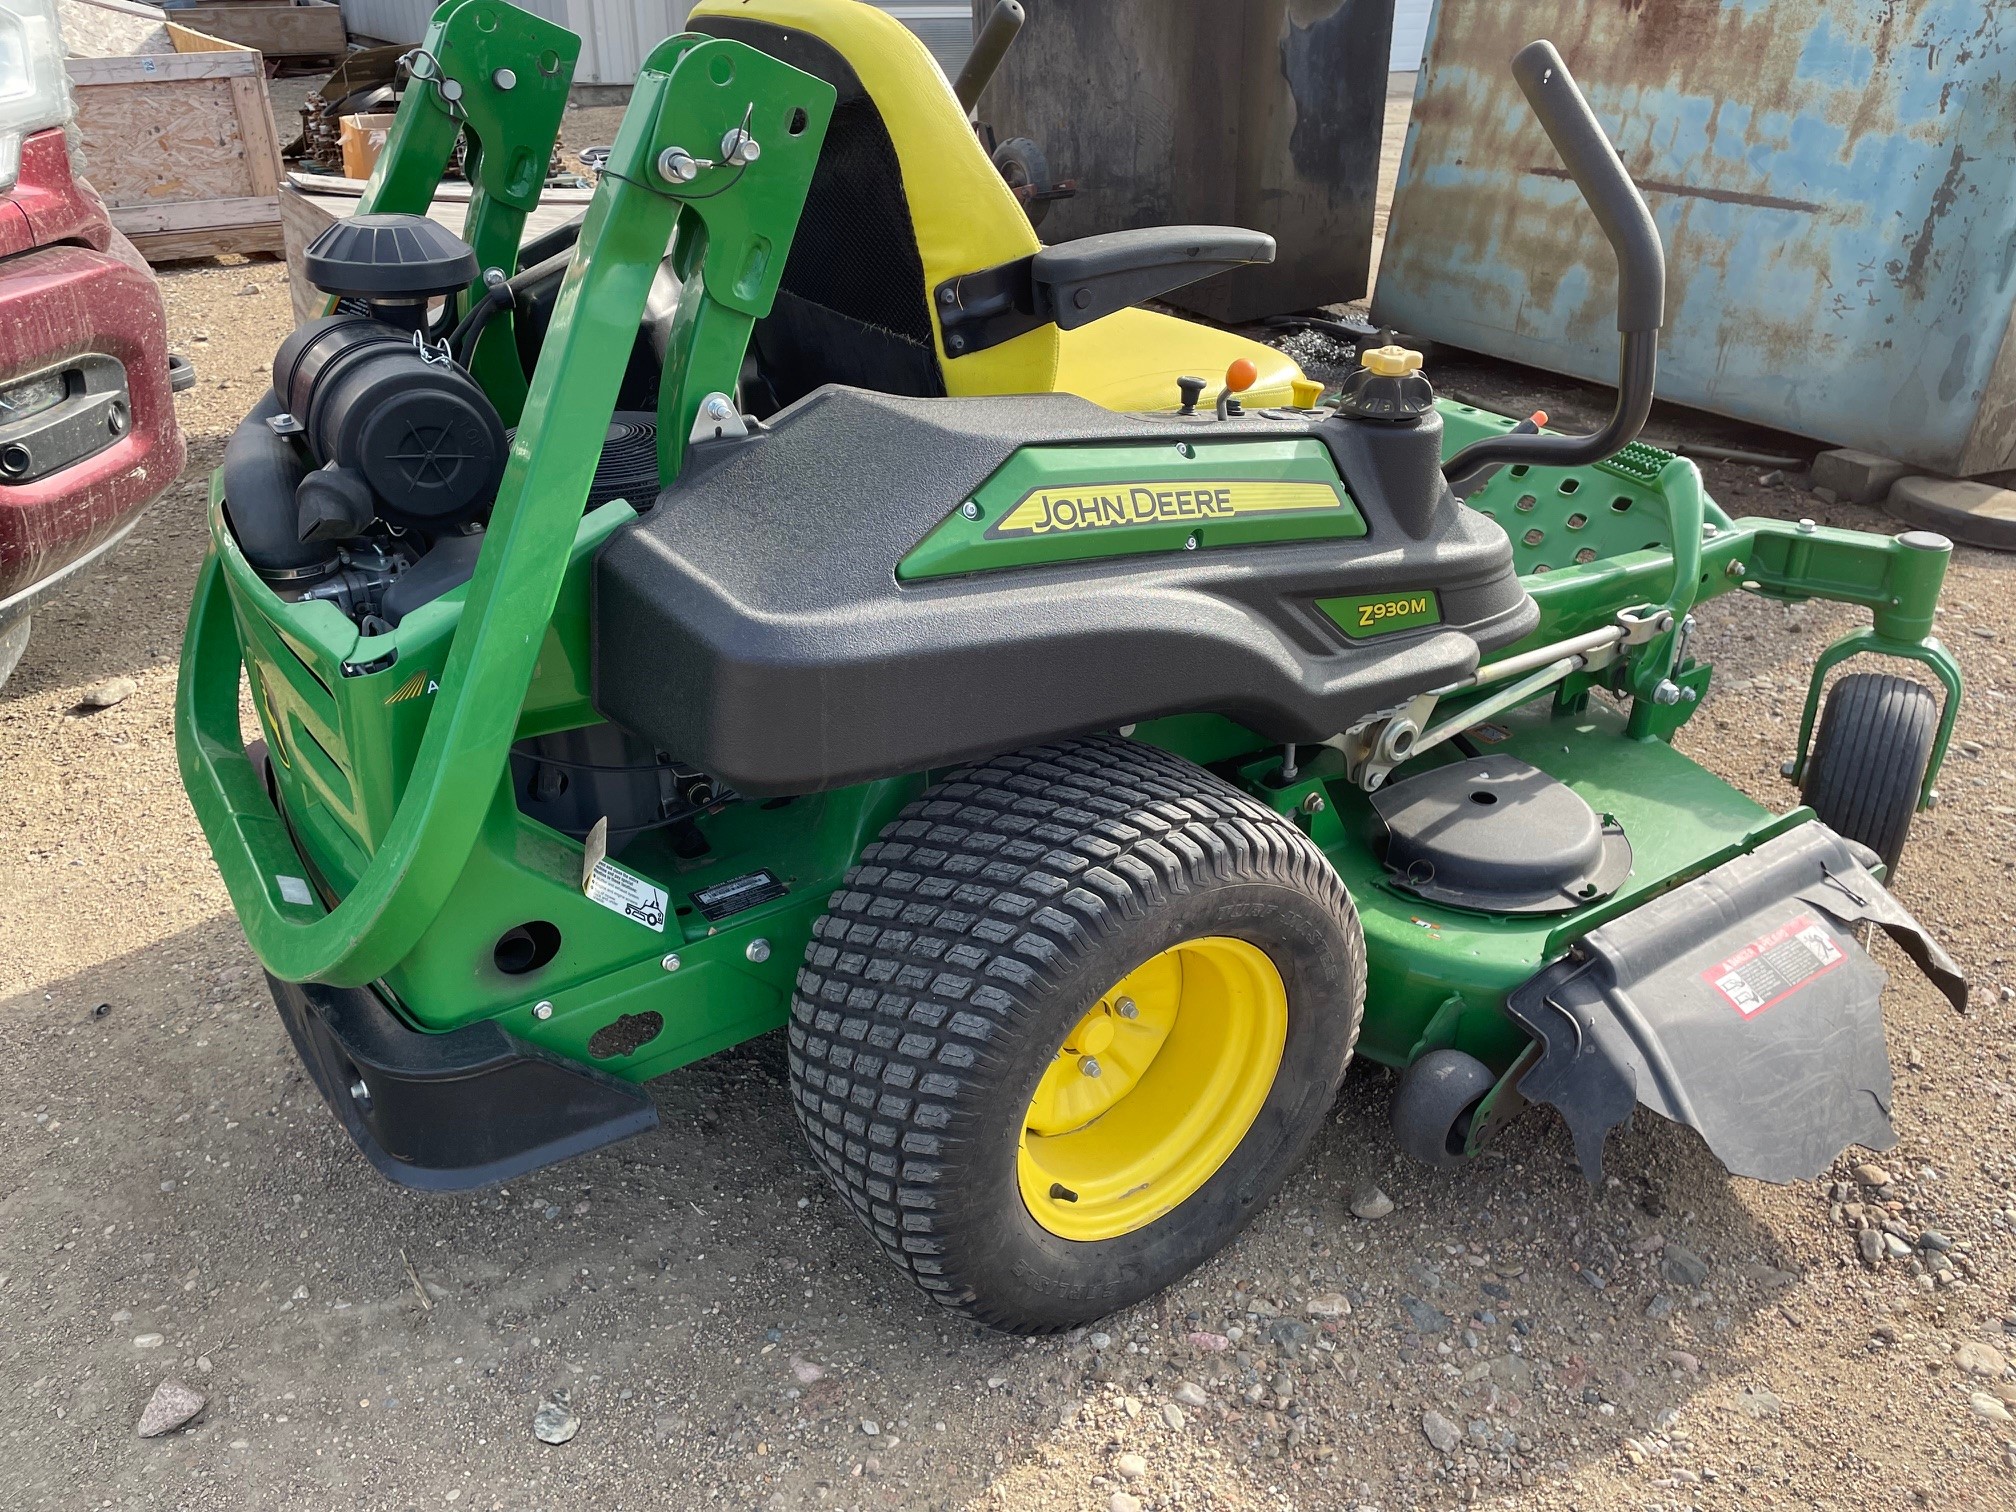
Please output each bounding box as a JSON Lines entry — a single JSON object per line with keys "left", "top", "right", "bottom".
{"left": 175, "top": 11, "right": 836, "bottom": 987}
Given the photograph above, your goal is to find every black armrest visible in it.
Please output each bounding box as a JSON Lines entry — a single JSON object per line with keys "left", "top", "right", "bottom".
{"left": 933, "top": 226, "right": 1275, "bottom": 358}
{"left": 1032, "top": 226, "right": 1275, "bottom": 330}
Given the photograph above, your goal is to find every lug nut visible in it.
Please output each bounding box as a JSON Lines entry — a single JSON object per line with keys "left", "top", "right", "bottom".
{"left": 1078, "top": 1056, "right": 1102, "bottom": 1078}
{"left": 1114, "top": 997, "right": 1138, "bottom": 1020}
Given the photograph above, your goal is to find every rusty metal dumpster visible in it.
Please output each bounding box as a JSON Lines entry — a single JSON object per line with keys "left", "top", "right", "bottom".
{"left": 975, "top": 0, "right": 1395, "bottom": 323}
{"left": 1373, "top": 0, "right": 2016, "bottom": 477}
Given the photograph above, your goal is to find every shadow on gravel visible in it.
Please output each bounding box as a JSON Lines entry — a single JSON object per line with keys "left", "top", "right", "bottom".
{"left": 0, "top": 914, "right": 1806, "bottom": 1509}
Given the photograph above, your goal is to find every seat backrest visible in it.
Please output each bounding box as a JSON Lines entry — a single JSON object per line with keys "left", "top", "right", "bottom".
{"left": 690, "top": 0, "right": 1061, "bottom": 402}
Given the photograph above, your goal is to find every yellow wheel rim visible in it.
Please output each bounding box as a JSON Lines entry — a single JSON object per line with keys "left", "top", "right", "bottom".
{"left": 1016, "top": 936, "right": 1288, "bottom": 1241}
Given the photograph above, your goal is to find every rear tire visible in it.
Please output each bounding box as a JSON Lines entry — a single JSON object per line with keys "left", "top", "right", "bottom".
{"left": 1801, "top": 672, "right": 1937, "bottom": 874}
{"left": 788, "top": 735, "right": 1366, "bottom": 1333}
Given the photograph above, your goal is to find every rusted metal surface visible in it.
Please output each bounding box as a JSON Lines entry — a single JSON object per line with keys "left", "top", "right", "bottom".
{"left": 1373, "top": 0, "right": 2016, "bottom": 476}
{"left": 977, "top": 0, "right": 1393, "bottom": 322}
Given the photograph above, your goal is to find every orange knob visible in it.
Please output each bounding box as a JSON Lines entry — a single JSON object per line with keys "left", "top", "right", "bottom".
{"left": 1225, "top": 358, "right": 1259, "bottom": 393}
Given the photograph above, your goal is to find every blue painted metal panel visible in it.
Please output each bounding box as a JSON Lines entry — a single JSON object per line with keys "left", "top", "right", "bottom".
{"left": 1373, "top": 0, "right": 2016, "bottom": 475}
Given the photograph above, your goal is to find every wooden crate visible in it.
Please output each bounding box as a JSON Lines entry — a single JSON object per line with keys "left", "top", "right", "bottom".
{"left": 171, "top": 2, "right": 347, "bottom": 60}
{"left": 65, "top": 20, "right": 286, "bottom": 262}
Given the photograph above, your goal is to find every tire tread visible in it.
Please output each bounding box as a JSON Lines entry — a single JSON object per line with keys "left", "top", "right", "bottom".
{"left": 787, "top": 735, "right": 1364, "bottom": 1329}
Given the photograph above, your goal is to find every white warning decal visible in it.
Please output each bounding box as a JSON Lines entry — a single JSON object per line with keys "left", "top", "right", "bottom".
{"left": 1703, "top": 912, "right": 1844, "bottom": 1019}
{"left": 585, "top": 858, "right": 668, "bottom": 933}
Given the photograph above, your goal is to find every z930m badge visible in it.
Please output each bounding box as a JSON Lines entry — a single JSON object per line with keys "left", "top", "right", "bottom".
{"left": 1317, "top": 590, "right": 1443, "bottom": 639}
{"left": 989, "top": 481, "right": 1346, "bottom": 537}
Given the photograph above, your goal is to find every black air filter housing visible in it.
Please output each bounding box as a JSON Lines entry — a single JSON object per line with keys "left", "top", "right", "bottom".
{"left": 304, "top": 213, "right": 479, "bottom": 330}
{"left": 273, "top": 315, "right": 507, "bottom": 535}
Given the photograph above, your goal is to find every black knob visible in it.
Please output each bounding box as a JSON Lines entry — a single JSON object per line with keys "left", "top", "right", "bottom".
{"left": 1176, "top": 375, "right": 1206, "bottom": 415}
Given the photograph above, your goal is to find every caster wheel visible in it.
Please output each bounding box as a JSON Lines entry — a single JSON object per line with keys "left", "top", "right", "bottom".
{"left": 1801, "top": 672, "right": 1937, "bottom": 874}
{"left": 992, "top": 136, "right": 1055, "bottom": 228}
{"left": 1391, "top": 1049, "right": 1496, "bottom": 1170}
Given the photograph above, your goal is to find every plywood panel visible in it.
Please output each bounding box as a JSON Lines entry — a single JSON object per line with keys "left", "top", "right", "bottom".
{"left": 73, "top": 74, "right": 261, "bottom": 206}
{"left": 65, "top": 23, "right": 286, "bottom": 262}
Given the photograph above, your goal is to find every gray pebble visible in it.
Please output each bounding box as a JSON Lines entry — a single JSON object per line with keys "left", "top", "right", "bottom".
{"left": 532, "top": 1398, "right": 578, "bottom": 1445}
{"left": 1404, "top": 1297, "right": 1451, "bottom": 1334}
{"left": 1349, "top": 1185, "right": 1395, "bottom": 1220}
{"left": 78, "top": 676, "right": 137, "bottom": 710}
{"left": 136, "top": 1379, "right": 206, "bottom": 1438}
{"left": 1660, "top": 1244, "right": 1710, "bottom": 1287}
{"left": 1422, "top": 1409, "right": 1460, "bottom": 1453}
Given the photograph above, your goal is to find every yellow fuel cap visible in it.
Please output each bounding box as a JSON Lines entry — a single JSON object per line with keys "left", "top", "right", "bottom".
{"left": 1361, "top": 344, "right": 1424, "bottom": 378}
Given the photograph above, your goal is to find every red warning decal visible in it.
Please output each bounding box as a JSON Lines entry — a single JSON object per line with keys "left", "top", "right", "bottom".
{"left": 1702, "top": 912, "right": 1845, "bottom": 1020}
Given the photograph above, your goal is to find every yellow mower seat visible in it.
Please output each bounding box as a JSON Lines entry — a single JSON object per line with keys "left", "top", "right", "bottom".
{"left": 690, "top": 0, "right": 1304, "bottom": 411}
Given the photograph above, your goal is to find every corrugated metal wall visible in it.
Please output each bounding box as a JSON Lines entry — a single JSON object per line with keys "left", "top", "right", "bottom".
{"left": 340, "top": 1, "right": 694, "bottom": 81}
{"left": 336, "top": 0, "right": 432, "bottom": 46}
{"left": 1389, "top": 0, "right": 1429, "bottom": 69}
{"left": 338, "top": 0, "right": 968, "bottom": 86}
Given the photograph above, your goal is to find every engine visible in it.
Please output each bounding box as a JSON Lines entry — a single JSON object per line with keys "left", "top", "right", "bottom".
{"left": 224, "top": 214, "right": 509, "bottom": 631}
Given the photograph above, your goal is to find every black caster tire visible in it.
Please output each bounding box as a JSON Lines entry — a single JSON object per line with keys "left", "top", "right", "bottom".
{"left": 992, "top": 136, "right": 1055, "bottom": 228}
{"left": 1391, "top": 1049, "right": 1496, "bottom": 1170}
{"left": 789, "top": 735, "right": 1366, "bottom": 1333}
{"left": 1801, "top": 672, "right": 1937, "bottom": 874}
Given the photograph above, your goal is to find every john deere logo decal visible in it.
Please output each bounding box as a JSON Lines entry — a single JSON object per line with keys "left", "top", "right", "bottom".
{"left": 988, "top": 481, "right": 1345, "bottom": 537}
{"left": 384, "top": 670, "right": 437, "bottom": 705}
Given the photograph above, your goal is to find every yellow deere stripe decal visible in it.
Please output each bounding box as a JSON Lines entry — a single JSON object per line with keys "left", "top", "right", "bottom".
{"left": 384, "top": 670, "right": 431, "bottom": 705}
{"left": 989, "top": 480, "right": 1343, "bottom": 537}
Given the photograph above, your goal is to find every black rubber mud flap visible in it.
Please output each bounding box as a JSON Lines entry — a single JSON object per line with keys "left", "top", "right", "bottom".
{"left": 268, "top": 974, "right": 658, "bottom": 1192}
{"left": 1504, "top": 824, "right": 1965, "bottom": 1185}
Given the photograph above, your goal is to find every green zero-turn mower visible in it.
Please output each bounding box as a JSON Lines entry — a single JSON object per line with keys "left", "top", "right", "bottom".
{"left": 176, "top": 0, "right": 1969, "bottom": 1332}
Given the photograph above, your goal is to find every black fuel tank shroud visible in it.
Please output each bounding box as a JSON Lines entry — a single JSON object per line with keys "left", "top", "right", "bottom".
{"left": 592, "top": 387, "right": 1537, "bottom": 795}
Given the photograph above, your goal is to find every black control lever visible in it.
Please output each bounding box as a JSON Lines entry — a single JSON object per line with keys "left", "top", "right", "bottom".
{"left": 953, "top": 0, "right": 1026, "bottom": 113}
{"left": 1442, "top": 40, "right": 1666, "bottom": 490}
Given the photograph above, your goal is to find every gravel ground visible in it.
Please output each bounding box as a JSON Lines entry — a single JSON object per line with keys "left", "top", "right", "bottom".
{"left": 5, "top": 247, "right": 2016, "bottom": 1509}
